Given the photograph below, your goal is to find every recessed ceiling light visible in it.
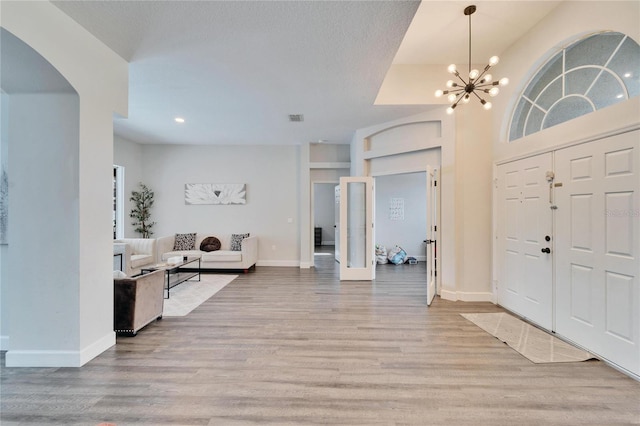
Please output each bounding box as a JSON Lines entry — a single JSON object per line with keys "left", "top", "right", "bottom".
{"left": 616, "top": 94, "right": 624, "bottom": 99}
{"left": 624, "top": 72, "right": 632, "bottom": 78}
{"left": 174, "top": 117, "right": 185, "bottom": 123}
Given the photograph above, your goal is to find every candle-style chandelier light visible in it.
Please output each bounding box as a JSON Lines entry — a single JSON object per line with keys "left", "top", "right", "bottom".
{"left": 435, "top": 5, "right": 509, "bottom": 114}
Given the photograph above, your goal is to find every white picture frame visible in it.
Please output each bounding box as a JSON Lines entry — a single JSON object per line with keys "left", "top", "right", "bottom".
{"left": 185, "top": 183, "right": 246, "bottom": 205}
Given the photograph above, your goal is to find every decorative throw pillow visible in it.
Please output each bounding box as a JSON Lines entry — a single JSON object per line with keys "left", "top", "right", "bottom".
{"left": 200, "top": 236, "right": 221, "bottom": 252}
{"left": 230, "top": 233, "right": 250, "bottom": 251}
{"left": 173, "top": 233, "right": 196, "bottom": 251}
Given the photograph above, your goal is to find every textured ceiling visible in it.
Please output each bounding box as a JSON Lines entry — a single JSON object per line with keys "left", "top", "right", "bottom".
{"left": 47, "top": 0, "right": 560, "bottom": 146}
{"left": 395, "top": 1, "right": 561, "bottom": 65}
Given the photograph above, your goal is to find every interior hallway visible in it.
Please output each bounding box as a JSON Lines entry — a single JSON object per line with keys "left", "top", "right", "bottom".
{"left": 1, "top": 261, "right": 639, "bottom": 425}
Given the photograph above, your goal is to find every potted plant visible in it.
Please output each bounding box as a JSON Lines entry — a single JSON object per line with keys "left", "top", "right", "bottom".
{"left": 130, "top": 183, "right": 156, "bottom": 238}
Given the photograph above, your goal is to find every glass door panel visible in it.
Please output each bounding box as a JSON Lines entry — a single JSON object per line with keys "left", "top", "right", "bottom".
{"left": 340, "top": 177, "right": 374, "bottom": 280}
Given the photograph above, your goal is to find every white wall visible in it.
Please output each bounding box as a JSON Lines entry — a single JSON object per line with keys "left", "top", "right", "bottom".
{"left": 310, "top": 143, "right": 350, "bottom": 163}
{"left": 142, "top": 144, "right": 299, "bottom": 266}
{"left": 454, "top": 102, "right": 493, "bottom": 297}
{"left": 7, "top": 92, "right": 81, "bottom": 354}
{"left": 0, "top": 92, "right": 8, "bottom": 350}
{"left": 1, "top": 1, "right": 128, "bottom": 366}
{"left": 375, "top": 172, "right": 427, "bottom": 260}
{"left": 313, "top": 183, "right": 335, "bottom": 245}
{"left": 114, "top": 135, "right": 143, "bottom": 238}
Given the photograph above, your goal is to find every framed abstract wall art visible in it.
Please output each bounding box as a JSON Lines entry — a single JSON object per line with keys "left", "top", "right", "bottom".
{"left": 185, "top": 183, "right": 246, "bottom": 205}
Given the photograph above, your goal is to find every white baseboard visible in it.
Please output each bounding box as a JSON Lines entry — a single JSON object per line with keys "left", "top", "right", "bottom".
{"left": 439, "top": 289, "right": 494, "bottom": 303}
{"left": 5, "top": 332, "right": 115, "bottom": 367}
{"left": 299, "top": 261, "right": 312, "bottom": 269}
{"left": 457, "top": 291, "right": 494, "bottom": 302}
{"left": 0, "top": 334, "right": 8, "bottom": 351}
{"left": 80, "top": 332, "right": 116, "bottom": 366}
{"left": 256, "top": 260, "right": 300, "bottom": 267}
{"left": 440, "top": 289, "right": 458, "bottom": 301}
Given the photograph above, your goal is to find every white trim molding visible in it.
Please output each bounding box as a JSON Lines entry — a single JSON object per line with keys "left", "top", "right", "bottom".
{"left": 6, "top": 332, "right": 115, "bottom": 367}
{"left": 439, "top": 289, "right": 493, "bottom": 303}
{"left": 0, "top": 335, "right": 8, "bottom": 351}
{"left": 257, "top": 260, "right": 300, "bottom": 268}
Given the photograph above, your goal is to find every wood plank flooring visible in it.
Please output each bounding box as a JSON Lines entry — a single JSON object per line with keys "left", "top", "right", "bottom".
{"left": 2, "top": 254, "right": 639, "bottom": 425}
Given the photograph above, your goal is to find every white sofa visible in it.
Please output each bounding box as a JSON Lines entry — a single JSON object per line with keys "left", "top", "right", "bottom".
{"left": 156, "top": 233, "right": 258, "bottom": 272}
{"left": 114, "top": 238, "right": 157, "bottom": 276}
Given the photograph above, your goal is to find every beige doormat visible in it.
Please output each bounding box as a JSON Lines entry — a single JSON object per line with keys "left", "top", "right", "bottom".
{"left": 461, "top": 312, "right": 594, "bottom": 364}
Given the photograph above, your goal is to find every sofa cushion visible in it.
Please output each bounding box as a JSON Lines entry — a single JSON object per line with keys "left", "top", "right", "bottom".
{"left": 131, "top": 254, "right": 154, "bottom": 268}
{"left": 162, "top": 250, "right": 202, "bottom": 261}
{"left": 129, "top": 239, "right": 155, "bottom": 255}
{"left": 201, "top": 250, "right": 242, "bottom": 262}
{"left": 230, "top": 233, "right": 250, "bottom": 251}
{"left": 200, "top": 236, "right": 221, "bottom": 252}
{"left": 174, "top": 233, "right": 196, "bottom": 250}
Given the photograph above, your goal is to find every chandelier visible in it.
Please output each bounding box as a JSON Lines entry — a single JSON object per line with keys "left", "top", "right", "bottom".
{"left": 435, "top": 5, "right": 509, "bottom": 114}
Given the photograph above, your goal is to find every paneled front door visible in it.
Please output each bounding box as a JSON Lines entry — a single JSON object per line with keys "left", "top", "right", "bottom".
{"left": 496, "top": 153, "right": 553, "bottom": 330}
{"left": 555, "top": 132, "right": 639, "bottom": 375}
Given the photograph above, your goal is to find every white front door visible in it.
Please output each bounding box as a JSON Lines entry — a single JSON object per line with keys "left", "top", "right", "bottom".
{"left": 497, "top": 153, "right": 553, "bottom": 330}
{"left": 426, "top": 167, "right": 439, "bottom": 306}
{"left": 555, "top": 132, "right": 640, "bottom": 375}
{"left": 339, "top": 177, "right": 375, "bottom": 281}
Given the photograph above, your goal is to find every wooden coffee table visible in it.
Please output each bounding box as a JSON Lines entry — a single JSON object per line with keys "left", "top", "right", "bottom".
{"left": 141, "top": 257, "right": 201, "bottom": 299}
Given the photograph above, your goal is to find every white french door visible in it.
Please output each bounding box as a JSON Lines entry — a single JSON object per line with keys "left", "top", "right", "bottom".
{"left": 555, "top": 133, "right": 639, "bottom": 375}
{"left": 334, "top": 185, "right": 340, "bottom": 262}
{"left": 426, "top": 166, "right": 439, "bottom": 305}
{"left": 496, "top": 153, "right": 553, "bottom": 330}
{"left": 339, "top": 177, "right": 375, "bottom": 281}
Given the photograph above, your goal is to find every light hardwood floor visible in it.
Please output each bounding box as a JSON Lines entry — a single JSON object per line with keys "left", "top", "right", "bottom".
{"left": 2, "top": 253, "right": 639, "bottom": 425}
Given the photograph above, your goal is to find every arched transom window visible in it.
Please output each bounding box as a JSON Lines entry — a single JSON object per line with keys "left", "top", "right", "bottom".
{"left": 509, "top": 32, "right": 640, "bottom": 142}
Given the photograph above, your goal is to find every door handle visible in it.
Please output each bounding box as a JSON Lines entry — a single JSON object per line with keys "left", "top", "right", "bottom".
{"left": 541, "top": 247, "right": 551, "bottom": 254}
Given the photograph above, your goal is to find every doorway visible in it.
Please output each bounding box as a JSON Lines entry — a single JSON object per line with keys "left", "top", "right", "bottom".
{"left": 313, "top": 173, "right": 430, "bottom": 272}
{"left": 374, "top": 172, "right": 428, "bottom": 266}
{"left": 113, "top": 165, "right": 125, "bottom": 239}
{"left": 495, "top": 132, "right": 640, "bottom": 376}
{"left": 312, "top": 182, "right": 339, "bottom": 268}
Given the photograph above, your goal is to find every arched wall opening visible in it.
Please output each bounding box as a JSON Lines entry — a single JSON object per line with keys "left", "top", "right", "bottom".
{"left": 1, "top": 1, "right": 127, "bottom": 367}
{"left": 1, "top": 27, "right": 83, "bottom": 363}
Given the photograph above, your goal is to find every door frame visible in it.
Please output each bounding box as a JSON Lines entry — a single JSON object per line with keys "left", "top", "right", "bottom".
{"left": 113, "top": 164, "right": 125, "bottom": 240}
{"left": 310, "top": 181, "right": 340, "bottom": 268}
{"left": 369, "top": 167, "right": 442, "bottom": 295}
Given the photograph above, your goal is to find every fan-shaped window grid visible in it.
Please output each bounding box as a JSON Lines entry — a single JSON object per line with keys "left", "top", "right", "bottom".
{"left": 509, "top": 32, "right": 640, "bottom": 142}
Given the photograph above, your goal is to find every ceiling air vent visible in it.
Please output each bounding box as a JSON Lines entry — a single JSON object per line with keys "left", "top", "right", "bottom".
{"left": 288, "top": 114, "right": 304, "bottom": 122}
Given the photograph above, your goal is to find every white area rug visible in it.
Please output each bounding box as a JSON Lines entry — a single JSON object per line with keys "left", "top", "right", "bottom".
{"left": 461, "top": 312, "right": 594, "bottom": 364}
{"left": 163, "top": 274, "right": 237, "bottom": 317}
